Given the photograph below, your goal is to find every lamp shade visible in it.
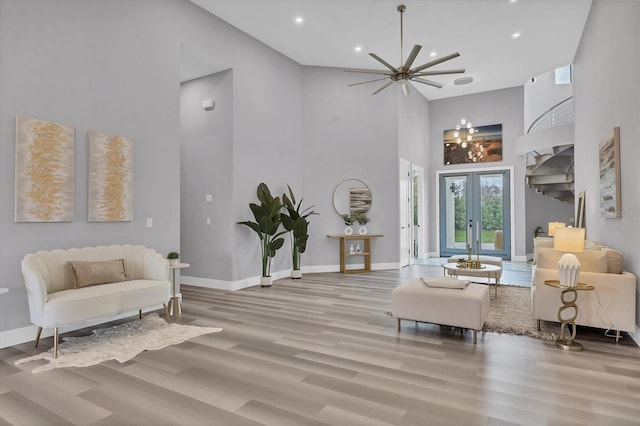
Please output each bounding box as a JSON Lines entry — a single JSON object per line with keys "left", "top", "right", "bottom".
{"left": 553, "top": 227, "right": 585, "bottom": 253}
{"left": 548, "top": 222, "right": 566, "bottom": 236}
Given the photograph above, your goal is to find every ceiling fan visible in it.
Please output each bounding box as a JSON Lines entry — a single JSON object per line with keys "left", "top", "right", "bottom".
{"left": 345, "top": 4, "right": 465, "bottom": 96}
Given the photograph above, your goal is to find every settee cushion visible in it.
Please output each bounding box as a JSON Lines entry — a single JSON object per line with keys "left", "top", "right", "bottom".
{"left": 603, "top": 248, "right": 624, "bottom": 274}
{"left": 536, "top": 247, "right": 607, "bottom": 273}
{"left": 68, "top": 259, "right": 127, "bottom": 288}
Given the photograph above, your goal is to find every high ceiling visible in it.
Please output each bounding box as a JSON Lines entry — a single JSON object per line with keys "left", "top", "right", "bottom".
{"left": 188, "top": 0, "right": 592, "bottom": 100}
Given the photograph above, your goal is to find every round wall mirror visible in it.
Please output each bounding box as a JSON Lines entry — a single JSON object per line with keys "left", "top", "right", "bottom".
{"left": 332, "top": 179, "right": 372, "bottom": 217}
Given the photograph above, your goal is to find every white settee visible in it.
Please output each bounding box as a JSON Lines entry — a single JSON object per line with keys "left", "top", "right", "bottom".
{"left": 21, "top": 245, "right": 171, "bottom": 357}
{"left": 531, "top": 247, "right": 636, "bottom": 341}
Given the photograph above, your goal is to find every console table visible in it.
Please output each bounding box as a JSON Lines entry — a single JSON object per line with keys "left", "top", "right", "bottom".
{"left": 327, "top": 234, "right": 383, "bottom": 273}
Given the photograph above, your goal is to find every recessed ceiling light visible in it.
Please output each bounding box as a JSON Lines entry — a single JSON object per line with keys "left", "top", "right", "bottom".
{"left": 509, "top": 0, "right": 517, "bottom": 3}
{"left": 454, "top": 76, "right": 474, "bottom": 85}
{"left": 294, "top": 16, "right": 304, "bottom": 24}
{"left": 430, "top": 51, "right": 437, "bottom": 57}
{"left": 355, "top": 46, "right": 362, "bottom": 52}
{"left": 512, "top": 32, "right": 521, "bottom": 39}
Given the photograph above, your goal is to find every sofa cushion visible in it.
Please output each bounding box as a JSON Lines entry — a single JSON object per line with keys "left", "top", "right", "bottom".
{"left": 536, "top": 248, "right": 608, "bottom": 273}
{"left": 602, "top": 248, "right": 624, "bottom": 274}
{"left": 68, "top": 259, "right": 127, "bottom": 288}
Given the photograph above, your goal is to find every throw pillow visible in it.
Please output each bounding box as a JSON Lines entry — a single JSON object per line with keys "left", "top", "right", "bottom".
{"left": 68, "top": 259, "right": 127, "bottom": 289}
{"left": 602, "top": 248, "right": 624, "bottom": 274}
{"left": 421, "top": 276, "right": 470, "bottom": 289}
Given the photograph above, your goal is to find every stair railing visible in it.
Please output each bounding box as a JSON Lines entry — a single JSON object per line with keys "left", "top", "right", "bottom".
{"left": 526, "top": 96, "right": 574, "bottom": 134}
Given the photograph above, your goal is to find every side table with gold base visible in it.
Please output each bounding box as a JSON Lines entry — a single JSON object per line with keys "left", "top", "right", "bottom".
{"left": 544, "top": 280, "right": 594, "bottom": 351}
{"left": 168, "top": 263, "right": 189, "bottom": 317}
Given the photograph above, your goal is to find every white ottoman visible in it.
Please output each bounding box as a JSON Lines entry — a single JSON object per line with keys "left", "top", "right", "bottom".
{"left": 391, "top": 280, "right": 490, "bottom": 344}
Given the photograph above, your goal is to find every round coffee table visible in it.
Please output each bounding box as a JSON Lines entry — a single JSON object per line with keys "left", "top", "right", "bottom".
{"left": 442, "top": 263, "right": 502, "bottom": 297}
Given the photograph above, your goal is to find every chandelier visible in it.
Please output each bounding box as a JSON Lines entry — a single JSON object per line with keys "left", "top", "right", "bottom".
{"left": 467, "top": 141, "right": 485, "bottom": 162}
{"left": 453, "top": 118, "right": 476, "bottom": 148}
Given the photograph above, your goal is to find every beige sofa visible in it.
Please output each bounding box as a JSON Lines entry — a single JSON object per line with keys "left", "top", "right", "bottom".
{"left": 531, "top": 247, "right": 636, "bottom": 341}
{"left": 21, "top": 245, "right": 171, "bottom": 357}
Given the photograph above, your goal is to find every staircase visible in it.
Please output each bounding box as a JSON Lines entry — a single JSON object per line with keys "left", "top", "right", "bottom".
{"left": 523, "top": 97, "right": 575, "bottom": 203}
{"left": 526, "top": 144, "right": 574, "bottom": 202}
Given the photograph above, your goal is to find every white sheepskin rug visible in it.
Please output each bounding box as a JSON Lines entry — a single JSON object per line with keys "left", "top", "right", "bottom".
{"left": 15, "top": 314, "right": 222, "bottom": 373}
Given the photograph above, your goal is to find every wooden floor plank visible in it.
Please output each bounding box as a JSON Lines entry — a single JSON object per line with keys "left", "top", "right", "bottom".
{"left": 0, "top": 264, "right": 638, "bottom": 426}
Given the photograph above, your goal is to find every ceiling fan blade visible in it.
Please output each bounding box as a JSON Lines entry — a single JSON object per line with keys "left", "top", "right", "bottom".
{"left": 348, "top": 77, "right": 390, "bottom": 87}
{"left": 411, "top": 52, "right": 461, "bottom": 73}
{"left": 369, "top": 53, "right": 398, "bottom": 73}
{"left": 402, "top": 44, "right": 422, "bottom": 71}
{"left": 372, "top": 80, "right": 394, "bottom": 95}
{"left": 414, "top": 68, "right": 465, "bottom": 77}
{"left": 343, "top": 69, "right": 392, "bottom": 76}
{"left": 412, "top": 77, "right": 444, "bottom": 89}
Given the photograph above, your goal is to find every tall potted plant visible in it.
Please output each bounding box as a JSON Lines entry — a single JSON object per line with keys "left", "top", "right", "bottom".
{"left": 238, "top": 183, "right": 286, "bottom": 287}
{"left": 281, "top": 185, "right": 318, "bottom": 279}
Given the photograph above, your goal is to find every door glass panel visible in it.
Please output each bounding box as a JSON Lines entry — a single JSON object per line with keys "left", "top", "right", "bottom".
{"left": 479, "top": 174, "right": 504, "bottom": 251}
{"left": 443, "top": 175, "right": 468, "bottom": 251}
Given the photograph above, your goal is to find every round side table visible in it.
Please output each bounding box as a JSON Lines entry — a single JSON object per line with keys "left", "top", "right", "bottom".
{"left": 168, "top": 263, "right": 189, "bottom": 316}
{"left": 544, "top": 280, "right": 594, "bottom": 351}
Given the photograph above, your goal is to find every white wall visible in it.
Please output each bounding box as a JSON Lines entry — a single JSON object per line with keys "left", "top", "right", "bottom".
{"left": 427, "top": 87, "right": 526, "bottom": 259}
{"left": 0, "top": 0, "right": 181, "bottom": 332}
{"left": 573, "top": 0, "right": 640, "bottom": 333}
{"left": 301, "top": 67, "right": 401, "bottom": 270}
{"left": 180, "top": 70, "right": 234, "bottom": 281}
{"left": 524, "top": 68, "right": 573, "bottom": 132}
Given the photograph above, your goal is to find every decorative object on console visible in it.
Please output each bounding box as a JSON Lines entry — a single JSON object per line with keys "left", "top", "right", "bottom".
{"left": 167, "top": 251, "right": 180, "bottom": 266}
{"left": 554, "top": 227, "right": 585, "bottom": 288}
{"left": 547, "top": 221, "right": 566, "bottom": 236}
{"left": 599, "top": 127, "right": 621, "bottom": 218}
{"left": 355, "top": 214, "right": 371, "bottom": 235}
{"left": 15, "top": 116, "right": 75, "bottom": 222}
{"left": 237, "top": 183, "right": 286, "bottom": 287}
{"left": 281, "top": 185, "right": 318, "bottom": 279}
{"left": 88, "top": 131, "right": 133, "bottom": 222}
{"left": 341, "top": 214, "right": 355, "bottom": 235}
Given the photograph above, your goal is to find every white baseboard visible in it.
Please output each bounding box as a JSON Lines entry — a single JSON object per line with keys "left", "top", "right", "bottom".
{"left": 182, "top": 263, "right": 401, "bottom": 291}
{"left": 0, "top": 304, "right": 168, "bottom": 350}
{"left": 511, "top": 255, "right": 529, "bottom": 262}
{"left": 427, "top": 251, "right": 439, "bottom": 258}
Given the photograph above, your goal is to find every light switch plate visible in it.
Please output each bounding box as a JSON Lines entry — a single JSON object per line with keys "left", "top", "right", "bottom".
{"left": 146, "top": 218, "right": 153, "bottom": 228}
{"left": 205, "top": 194, "right": 212, "bottom": 203}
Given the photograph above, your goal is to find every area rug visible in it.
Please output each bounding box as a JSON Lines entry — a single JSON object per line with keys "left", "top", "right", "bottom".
{"left": 483, "top": 285, "right": 559, "bottom": 340}
{"left": 15, "top": 314, "right": 222, "bottom": 373}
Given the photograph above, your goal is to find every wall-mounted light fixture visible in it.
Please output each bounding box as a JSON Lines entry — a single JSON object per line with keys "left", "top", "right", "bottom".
{"left": 202, "top": 99, "right": 215, "bottom": 111}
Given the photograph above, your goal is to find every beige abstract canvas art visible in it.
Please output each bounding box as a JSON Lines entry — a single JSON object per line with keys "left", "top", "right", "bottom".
{"left": 88, "top": 131, "right": 133, "bottom": 222}
{"left": 15, "top": 116, "right": 75, "bottom": 222}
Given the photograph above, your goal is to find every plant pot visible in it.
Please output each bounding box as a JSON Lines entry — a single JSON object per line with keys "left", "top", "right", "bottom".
{"left": 344, "top": 225, "right": 353, "bottom": 235}
{"left": 358, "top": 225, "right": 368, "bottom": 235}
{"left": 169, "top": 258, "right": 179, "bottom": 266}
{"left": 291, "top": 269, "right": 302, "bottom": 279}
{"left": 260, "top": 276, "right": 273, "bottom": 287}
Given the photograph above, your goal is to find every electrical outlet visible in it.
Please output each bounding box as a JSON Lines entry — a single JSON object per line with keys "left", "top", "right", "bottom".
{"left": 206, "top": 217, "right": 211, "bottom": 226}
{"left": 205, "top": 194, "right": 212, "bottom": 203}
{"left": 146, "top": 218, "right": 153, "bottom": 228}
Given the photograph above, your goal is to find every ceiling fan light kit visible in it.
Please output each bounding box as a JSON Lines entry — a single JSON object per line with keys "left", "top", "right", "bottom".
{"left": 345, "top": 4, "right": 466, "bottom": 95}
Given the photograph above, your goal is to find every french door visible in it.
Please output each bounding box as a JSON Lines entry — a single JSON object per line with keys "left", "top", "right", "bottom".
{"left": 439, "top": 170, "right": 510, "bottom": 259}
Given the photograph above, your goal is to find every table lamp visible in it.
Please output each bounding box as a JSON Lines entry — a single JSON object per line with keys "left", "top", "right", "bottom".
{"left": 553, "top": 227, "right": 585, "bottom": 288}
{"left": 548, "top": 221, "right": 566, "bottom": 237}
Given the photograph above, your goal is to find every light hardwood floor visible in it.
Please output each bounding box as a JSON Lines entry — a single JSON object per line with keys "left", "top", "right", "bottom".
{"left": 1, "top": 265, "right": 638, "bottom": 426}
